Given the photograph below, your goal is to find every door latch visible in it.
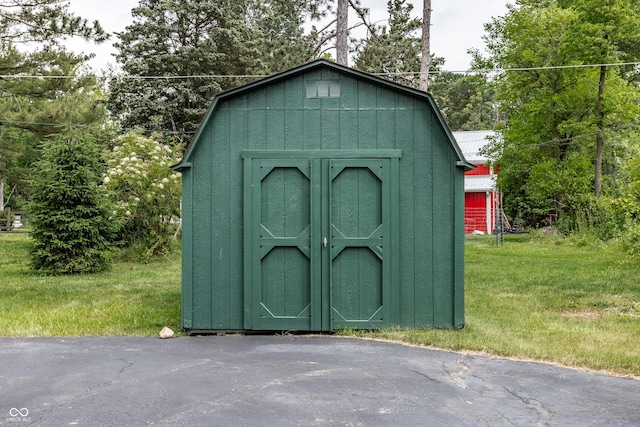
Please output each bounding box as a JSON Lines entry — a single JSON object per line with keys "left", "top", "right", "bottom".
{"left": 323, "top": 237, "right": 328, "bottom": 247}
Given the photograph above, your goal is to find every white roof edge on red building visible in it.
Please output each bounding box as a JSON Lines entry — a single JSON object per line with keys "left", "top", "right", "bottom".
{"left": 453, "top": 130, "right": 498, "bottom": 165}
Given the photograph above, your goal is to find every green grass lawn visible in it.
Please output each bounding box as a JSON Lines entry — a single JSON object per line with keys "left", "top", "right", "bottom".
{"left": 0, "top": 231, "right": 181, "bottom": 336}
{"left": 369, "top": 234, "right": 640, "bottom": 377}
{"left": 1, "top": 231, "right": 639, "bottom": 376}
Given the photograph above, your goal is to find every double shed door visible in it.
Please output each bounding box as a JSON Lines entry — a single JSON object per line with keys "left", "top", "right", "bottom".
{"left": 243, "top": 151, "right": 399, "bottom": 331}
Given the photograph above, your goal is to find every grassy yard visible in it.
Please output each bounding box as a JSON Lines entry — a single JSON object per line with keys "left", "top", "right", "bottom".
{"left": 0, "top": 231, "right": 181, "bottom": 336}
{"left": 1, "top": 231, "right": 639, "bottom": 376}
{"left": 370, "top": 233, "right": 640, "bottom": 377}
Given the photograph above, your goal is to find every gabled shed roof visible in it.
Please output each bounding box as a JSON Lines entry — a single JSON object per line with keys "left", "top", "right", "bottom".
{"left": 173, "top": 59, "right": 474, "bottom": 171}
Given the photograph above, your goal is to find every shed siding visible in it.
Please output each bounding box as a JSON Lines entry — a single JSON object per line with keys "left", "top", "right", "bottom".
{"left": 407, "top": 105, "right": 433, "bottom": 327}
{"left": 180, "top": 64, "right": 465, "bottom": 331}
{"left": 191, "top": 124, "right": 214, "bottom": 330}
{"left": 454, "top": 168, "right": 466, "bottom": 327}
{"left": 181, "top": 167, "right": 194, "bottom": 329}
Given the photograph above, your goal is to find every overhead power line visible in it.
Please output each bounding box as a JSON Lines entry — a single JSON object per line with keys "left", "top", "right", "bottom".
{"left": 0, "top": 61, "right": 638, "bottom": 81}
{"left": 497, "top": 125, "right": 638, "bottom": 153}
{"left": 0, "top": 74, "right": 265, "bottom": 80}
{"left": 375, "top": 61, "right": 640, "bottom": 76}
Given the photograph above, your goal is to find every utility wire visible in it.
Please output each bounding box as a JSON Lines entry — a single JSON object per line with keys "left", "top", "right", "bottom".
{"left": 0, "top": 61, "right": 638, "bottom": 80}
{"left": 0, "top": 74, "right": 266, "bottom": 80}
{"left": 459, "top": 127, "right": 638, "bottom": 159}
{"left": 493, "top": 126, "right": 637, "bottom": 154}
{"left": 376, "top": 61, "right": 640, "bottom": 76}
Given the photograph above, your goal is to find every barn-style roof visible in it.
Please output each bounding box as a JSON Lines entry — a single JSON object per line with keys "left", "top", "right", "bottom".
{"left": 173, "top": 59, "right": 474, "bottom": 171}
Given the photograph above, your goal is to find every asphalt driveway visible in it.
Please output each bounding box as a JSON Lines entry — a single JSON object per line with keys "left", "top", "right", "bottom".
{"left": 1, "top": 336, "right": 638, "bottom": 426}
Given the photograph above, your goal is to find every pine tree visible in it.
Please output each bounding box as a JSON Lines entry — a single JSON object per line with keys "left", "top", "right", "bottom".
{"left": 248, "top": 0, "right": 316, "bottom": 74}
{"left": 0, "top": 45, "right": 110, "bottom": 211}
{"left": 0, "top": 1, "right": 108, "bottom": 210}
{"left": 353, "top": 0, "right": 441, "bottom": 88}
{"left": 29, "top": 130, "right": 117, "bottom": 274}
{"left": 430, "top": 71, "right": 499, "bottom": 131}
{"left": 0, "top": 0, "right": 107, "bottom": 45}
{"left": 108, "top": 0, "right": 261, "bottom": 144}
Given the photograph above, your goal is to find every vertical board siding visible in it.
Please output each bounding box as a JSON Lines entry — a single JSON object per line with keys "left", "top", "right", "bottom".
{"left": 284, "top": 78, "right": 304, "bottom": 150}
{"left": 211, "top": 110, "right": 232, "bottom": 329}
{"left": 267, "top": 108, "right": 286, "bottom": 150}
{"left": 390, "top": 157, "right": 401, "bottom": 326}
{"left": 454, "top": 166, "right": 466, "bottom": 328}
{"left": 432, "top": 127, "right": 455, "bottom": 327}
{"left": 397, "top": 102, "right": 417, "bottom": 327}
{"left": 229, "top": 101, "right": 248, "bottom": 329}
{"left": 303, "top": 110, "right": 322, "bottom": 150}
{"left": 190, "top": 126, "right": 214, "bottom": 330}
{"left": 180, "top": 65, "right": 466, "bottom": 331}
{"left": 339, "top": 110, "right": 359, "bottom": 150}
{"left": 358, "top": 110, "right": 377, "bottom": 149}
{"left": 247, "top": 91, "right": 267, "bottom": 151}
{"left": 284, "top": 79, "right": 304, "bottom": 110}
{"left": 357, "top": 80, "right": 377, "bottom": 150}
{"left": 285, "top": 109, "right": 304, "bottom": 150}
{"left": 411, "top": 105, "right": 435, "bottom": 328}
{"left": 322, "top": 110, "right": 340, "bottom": 150}
{"left": 267, "top": 84, "right": 286, "bottom": 151}
{"left": 339, "top": 74, "right": 358, "bottom": 110}
{"left": 375, "top": 88, "right": 396, "bottom": 149}
{"left": 180, "top": 169, "right": 194, "bottom": 330}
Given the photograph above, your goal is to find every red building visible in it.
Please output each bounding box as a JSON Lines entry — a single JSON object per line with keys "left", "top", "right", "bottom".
{"left": 454, "top": 131, "right": 501, "bottom": 234}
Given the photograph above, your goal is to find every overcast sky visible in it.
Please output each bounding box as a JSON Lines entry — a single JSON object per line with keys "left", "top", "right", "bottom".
{"left": 65, "top": 0, "right": 509, "bottom": 73}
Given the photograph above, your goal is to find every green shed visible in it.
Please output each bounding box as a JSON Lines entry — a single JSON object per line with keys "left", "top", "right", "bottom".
{"left": 172, "top": 60, "right": 473, "bottom": 334}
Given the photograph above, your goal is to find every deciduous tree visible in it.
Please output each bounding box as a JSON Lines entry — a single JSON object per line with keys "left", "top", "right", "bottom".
{"left": 561, "top": 0, "right": 640, "bottom": 197}
{"left": 480, "top": 0, "right": 640, "bottom": 227}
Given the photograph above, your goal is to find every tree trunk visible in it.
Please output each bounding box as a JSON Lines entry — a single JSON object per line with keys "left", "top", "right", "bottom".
{"left": 336, "top": 0, "right": 349, "bottom": 65}
{"left": 419, "top": 0, "right": 431, "bottom": 91}
{"left": 0, "top": 176, "right": 4, "bottom": 212}
{"left": 594, "top": 65, "right": 606, "bottom": 197}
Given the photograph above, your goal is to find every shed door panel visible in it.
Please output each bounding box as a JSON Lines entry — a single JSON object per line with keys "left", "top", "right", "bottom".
{"left": 245, "top": 156, "right": 394, "bottom": 331}
{"left": 328, "top": 159, "right": 390, "bottom": 329}
{"left": 248, "top": 159, "right": 318, "bottom": 331}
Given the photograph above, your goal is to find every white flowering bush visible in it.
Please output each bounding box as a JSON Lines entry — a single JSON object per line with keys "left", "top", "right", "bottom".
{"left": 102, "top": 132, "right": 182, "bottom": 256}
